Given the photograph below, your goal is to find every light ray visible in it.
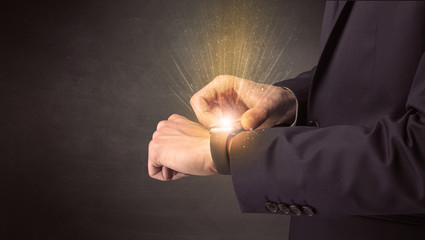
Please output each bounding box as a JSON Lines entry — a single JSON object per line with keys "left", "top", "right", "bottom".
{"left": 162, "top": 0, "right": 297, "bottom": 118}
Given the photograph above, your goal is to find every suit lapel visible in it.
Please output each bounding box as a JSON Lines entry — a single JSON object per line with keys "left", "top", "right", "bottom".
{"left": 307, "top": 1, "right": 353, "bottom": 116}
{"left": 313, "top": 1, "right": 352, "bottom": 79}
{"left": 319, "top": 1, "right": 349, "bottom": 57}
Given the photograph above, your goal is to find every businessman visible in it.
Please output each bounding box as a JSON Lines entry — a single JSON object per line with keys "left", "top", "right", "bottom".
{"left": 148, "top": 1, "right": 425, "bottom": 239}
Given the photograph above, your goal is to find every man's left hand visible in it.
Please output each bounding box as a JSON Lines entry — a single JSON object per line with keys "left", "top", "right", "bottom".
{"left": 148, "top": 114, "right": 217, "bottom": 181}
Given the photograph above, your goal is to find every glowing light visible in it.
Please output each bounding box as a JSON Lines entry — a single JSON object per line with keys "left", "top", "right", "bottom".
{"left": 210, "top": 117, "right": 241, "bottom": 133}
{"left": 161, "top": 0, "right": 297, "bottom": 113}
{"left": 219, "top": 117, "right": 234, "bottom": 129}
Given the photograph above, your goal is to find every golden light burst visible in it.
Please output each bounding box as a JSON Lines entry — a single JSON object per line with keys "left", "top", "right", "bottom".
{"left": 163, "top": 0, "right": 296, "bottom": 112}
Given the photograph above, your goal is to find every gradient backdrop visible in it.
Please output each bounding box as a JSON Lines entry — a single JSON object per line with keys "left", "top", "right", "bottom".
{"left": 2, "top": 0, "right": 324, "bottom": 239}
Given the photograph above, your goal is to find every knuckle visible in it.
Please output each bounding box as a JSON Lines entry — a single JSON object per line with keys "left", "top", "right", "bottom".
{"left": 152, "top": 131, "right": 159, "bottom": 139}
{"left": 213, "top": 75, "right": 227, "bottom": 84}
{"left": 190, "top": 94, "right": 197, "bottom": 106}
{"left": 216, "top": 74, "right": 234, "bottom": 83}
{"left": 168, "top": 114, "right": 179, "bottom": 120}
{"left": 156, "top": 120, "right": 167, "bottom": 130}
{"left": 213, "top": 75, "right": 225, "bottom": 81}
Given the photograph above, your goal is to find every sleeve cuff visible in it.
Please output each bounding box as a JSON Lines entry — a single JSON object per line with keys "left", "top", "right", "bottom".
{"left": 281, "top": 86, "right": 299, "bottom": 127}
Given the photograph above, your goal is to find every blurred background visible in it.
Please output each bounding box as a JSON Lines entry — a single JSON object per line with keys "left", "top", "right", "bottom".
{"left": 1, "top": 0, "right": 324, "bottom": 239}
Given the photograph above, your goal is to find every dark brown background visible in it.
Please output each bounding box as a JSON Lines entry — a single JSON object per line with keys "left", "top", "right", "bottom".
{"left": 1, "top": 0, "right": 324, "bottom": 239}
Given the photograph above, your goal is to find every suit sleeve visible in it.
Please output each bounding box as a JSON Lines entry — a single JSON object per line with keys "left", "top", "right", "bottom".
{"left": 229, "top": 52, "right": 425, "bottom": 217}
{"left": 273, "top": 66, "right": 316, "bottom": 126}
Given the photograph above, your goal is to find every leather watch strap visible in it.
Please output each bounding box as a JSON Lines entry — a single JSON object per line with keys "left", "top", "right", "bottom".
{"left": 209, "top": 128, "right": 240, "bottom": 175}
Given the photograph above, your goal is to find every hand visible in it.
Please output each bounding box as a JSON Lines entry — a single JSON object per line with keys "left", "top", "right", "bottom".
{"left": 148, "top": 114, "right": 216, "bottom": 181}
{"left": 190, "top": 75, "right": 297, "bottom": 130}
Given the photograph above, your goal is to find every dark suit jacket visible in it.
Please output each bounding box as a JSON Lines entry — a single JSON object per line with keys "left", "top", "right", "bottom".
{"left": 229, "top": 2, "right": 425, "bottom": 239}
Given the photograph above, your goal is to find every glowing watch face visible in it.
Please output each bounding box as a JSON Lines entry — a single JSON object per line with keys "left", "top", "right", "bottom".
{"left": 210, "top": 117, "right": 241, "bottom": 132}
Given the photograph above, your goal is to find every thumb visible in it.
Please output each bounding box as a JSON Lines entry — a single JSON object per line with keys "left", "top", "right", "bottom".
{"left": 241, "top": 107, "right": 268, "bottom": 130}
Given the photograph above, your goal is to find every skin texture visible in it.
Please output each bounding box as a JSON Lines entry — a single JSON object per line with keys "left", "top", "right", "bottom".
{"left": 148, "top": 75, "right": 297, "bottom": 180}
{"left": 148, "top": 114, "right": 216, "bottom": 181}
{"left": 190, "top": 75, "right": 297, "bottom": 130}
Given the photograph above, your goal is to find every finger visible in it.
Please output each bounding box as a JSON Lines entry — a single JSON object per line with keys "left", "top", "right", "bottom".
{"left": 190, "top": 95, "right": 216, "bottom": 128}
{"left": 156, "top": 120, "right": 167, "bottom": 130}
{"left": 169, "top": 114, "right": 192, "bottom": 124}
{"left": 148, "top": 141, "right": 165, "bottom": 181}
{"left": 152, "top": 130, "right": 159, "bottom": 139}
{"left": 150, "top": 172, "right": 165, "bottom": 181}
{"left": 241, "top": 107, "right": 268, "bottom": 130}
{"left": 162, "top": 167, "right": 174, "bottom": 181}
{"left": 168, "top": 114, "right": 183, "bottom": 121}
{"left": 148, "top": 162, "right": 164, "bottom": 181}
{"left": 172, "top": 172, "right": 190, "bottom": 180}
{"left": 191, "top": 75, "right": 236, "bottom": 127}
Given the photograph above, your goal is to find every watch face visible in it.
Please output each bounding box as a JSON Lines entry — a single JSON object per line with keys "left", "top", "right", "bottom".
{"left": 210, "top": 118, "right": 241, "bottom": 133}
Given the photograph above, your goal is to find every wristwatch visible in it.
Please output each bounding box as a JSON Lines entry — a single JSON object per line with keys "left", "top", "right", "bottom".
{"left": 209, "top": 126, "right": 241, "bottom": 175}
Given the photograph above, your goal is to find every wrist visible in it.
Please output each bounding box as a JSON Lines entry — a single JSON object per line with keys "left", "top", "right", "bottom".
{"left": 279, "top": 87, "right": 298, "bottom": 126}
{"left": 209, "top": 128, "right": 241, "bottom": 175}
{"left": 204, "top": 138, "right": 218, "bottom": 174}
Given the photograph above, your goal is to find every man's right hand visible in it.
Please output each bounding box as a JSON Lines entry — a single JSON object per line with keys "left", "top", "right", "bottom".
{"left": 190, "top": 75, "right": 298, "bottom": 130}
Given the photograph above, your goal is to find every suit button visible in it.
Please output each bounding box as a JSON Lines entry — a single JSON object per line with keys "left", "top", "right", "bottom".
{"left": 308, "top": 120, "right": 319, "bottom": 128}
{"left": 277, "top": 203, "right": 290, "bottom": 214}
{"left": 289, "top": 205, "right": 302, "bottom": 216}
{"left": 301, "top": 206, "right": 315, "bottom": 216}
{"left": 265, "top": 202, "right": 278, "bottom": 213}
